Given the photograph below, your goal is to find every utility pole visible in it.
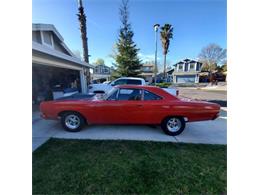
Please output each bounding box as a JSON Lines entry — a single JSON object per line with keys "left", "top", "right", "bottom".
{"left": 77, "top": 0, "right": 90, "bottom": 91}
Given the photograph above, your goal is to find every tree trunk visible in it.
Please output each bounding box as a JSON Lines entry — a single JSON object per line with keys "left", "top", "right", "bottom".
{"left": 163, "top": 54, "right": 167, "bottom": 80}
{"left": 78, "top": 5, "right": 90, "bottom": 89}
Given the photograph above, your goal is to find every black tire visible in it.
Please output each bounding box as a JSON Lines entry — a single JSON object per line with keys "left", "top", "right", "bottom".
{"left": 61, "top": 112, "right": 85, "bottom": 132}
{"left": 161, "top": 116, "right": 186, "bottom": 136}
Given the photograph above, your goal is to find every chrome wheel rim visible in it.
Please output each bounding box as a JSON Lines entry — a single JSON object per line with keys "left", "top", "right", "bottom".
{"left": 167, "top": 118, "right": 182, "bottom": 132}
{"left": 65, "top": 114, "right": 80, "bottom": 129}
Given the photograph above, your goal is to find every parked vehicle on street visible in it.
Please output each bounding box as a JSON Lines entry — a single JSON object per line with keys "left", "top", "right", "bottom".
{"left": 40, "top": 85, "right": 220, "bottom": 136}
{"left": 89, "top": 77, "right": 179, "bottom": 96}
{"left": 88, "top": 77, "right": 146, "bottom": 94}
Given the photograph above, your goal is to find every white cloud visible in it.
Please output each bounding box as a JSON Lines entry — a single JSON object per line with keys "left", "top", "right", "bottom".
{"left": 138, "top": 53, "right": 161, "bottom": 62}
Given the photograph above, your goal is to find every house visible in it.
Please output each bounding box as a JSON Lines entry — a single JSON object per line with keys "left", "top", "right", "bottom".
{"left": 92, "top": 64, "right": 113, "bottom": 83}
{"left": 32, "top": 23, "right": 93, "bottom": 103}
{"left": 140, "top": 63, "right": 154, "bottom": 83}
{"left": 170, "top": 59, "right": 203, "bottom": 83}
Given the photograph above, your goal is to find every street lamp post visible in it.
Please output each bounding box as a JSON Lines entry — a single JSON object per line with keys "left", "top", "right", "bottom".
{"left": 154, "top": 24, "right": 160, "bottom": 84}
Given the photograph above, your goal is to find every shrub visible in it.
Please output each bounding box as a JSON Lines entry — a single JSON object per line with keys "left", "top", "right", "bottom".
{"left": 155, "top": 82, "right": 172, "bottom": 88}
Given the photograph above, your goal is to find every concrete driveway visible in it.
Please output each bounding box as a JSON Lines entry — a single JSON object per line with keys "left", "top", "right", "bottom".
{"left": 33, "top": 109, "right": 227, "bottom": 151}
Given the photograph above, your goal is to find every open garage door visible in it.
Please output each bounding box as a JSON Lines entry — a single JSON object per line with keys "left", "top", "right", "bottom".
{"left": 32, "top": 64, "right": 81, "bottom": 104}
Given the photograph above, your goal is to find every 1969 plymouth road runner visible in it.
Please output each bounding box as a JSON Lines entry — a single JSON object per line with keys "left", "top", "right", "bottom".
{"left": 40, "top": 85, "right": 220, "bottom": 136}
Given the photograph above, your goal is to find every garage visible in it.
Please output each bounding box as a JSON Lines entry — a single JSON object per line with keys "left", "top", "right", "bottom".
{"left": 176, "top": 75, "right": 196, "bottom": 83}
{"left": 32, "top": 23, "right": 93, "bottom": 106}
{"left": 32, "top": 64, "right": 82, "bottom": 103}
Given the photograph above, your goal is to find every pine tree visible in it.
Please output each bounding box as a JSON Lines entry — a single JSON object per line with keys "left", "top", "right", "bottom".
{"left": 114, "top": 0, "right": 142, "bottom": 77}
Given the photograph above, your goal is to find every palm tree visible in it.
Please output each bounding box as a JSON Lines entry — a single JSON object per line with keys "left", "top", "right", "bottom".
{"left": 160, "top": 24, "right": 173, "bottom": 79}
{"left": 77, "top": 0, "right": 90, "bottom": 88}
{"left": 77, "top": 0, "right": 89, "bottom": 63}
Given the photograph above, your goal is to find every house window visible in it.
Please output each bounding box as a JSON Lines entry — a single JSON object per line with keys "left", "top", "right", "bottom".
{"left": 32, "top": 31, "right": 42, "bottom": 43}
{"left": 184, "top": 63, "right": 189, "bottom": 71}
{"left": 196, "top": 63, "right": 201, "bottom": 71}
{"left": 43, "top": 32, "right": 52, "bottom": 46}
{"left": 143, "top": 67, "right": 151, "bottom": 72}
{"left": 103, "top": 68, "right": 109, "bottom": 74}
{"left": 190, "top": 63, "right": 195, "bottom": 70}
{"left": 178, "top": 64, "right": 183, "bottom": 71}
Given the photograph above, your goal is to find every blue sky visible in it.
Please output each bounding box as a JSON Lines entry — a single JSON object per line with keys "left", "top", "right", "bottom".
{"left": 32, "top": 0, "right": 226, "bottom": 70}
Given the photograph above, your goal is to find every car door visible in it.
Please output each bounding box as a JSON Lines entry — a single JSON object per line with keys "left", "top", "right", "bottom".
{"left": 136, "top": 89, "right": 166, "bottom": 124}
{"left": 115, "top": 88, "right": 144, "bottom": 124}
{"left": 113, "top": 88, "right": 166, "bottom": 124}
{"left": 87, "top": 87, "right": 143, "bottom": 124}
{"left": 86, "top": 88, "right": 126, "bottom": 124}
{"left": 87, "top": 87, "right": 159, "bottom": 125}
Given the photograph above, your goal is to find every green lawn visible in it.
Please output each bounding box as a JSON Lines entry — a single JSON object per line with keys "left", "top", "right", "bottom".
{"left": 33, "top": 139, "right": 226, "bottom": 194}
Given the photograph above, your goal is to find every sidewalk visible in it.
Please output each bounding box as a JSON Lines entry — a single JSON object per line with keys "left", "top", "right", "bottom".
{"left": 199, "top": 83, "right": 227, "bottom": 91}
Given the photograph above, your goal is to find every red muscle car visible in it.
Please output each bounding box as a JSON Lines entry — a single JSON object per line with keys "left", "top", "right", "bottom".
{"left": 40, "top": 85, "right": 220, "bottom": 136}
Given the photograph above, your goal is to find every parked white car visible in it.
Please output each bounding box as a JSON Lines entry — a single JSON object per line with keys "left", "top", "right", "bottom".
{"left": 89, "top": 77, "right": 179, "bottom": 96}
{"left": 89, "top": 77, "right": 146, "bottom": 94}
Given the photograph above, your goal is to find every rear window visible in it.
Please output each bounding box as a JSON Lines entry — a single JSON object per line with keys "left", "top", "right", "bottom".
{"left": 143, "top": 90, "right": 162, "bottom": 100}
{"left": 127, "top": 79, "right": 142, "bottom": 85}
{"left": 118, "top": 89, "right": 142, "bottom": 101}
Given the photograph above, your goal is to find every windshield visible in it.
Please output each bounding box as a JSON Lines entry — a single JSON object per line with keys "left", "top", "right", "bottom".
{"left": 89, "top": 88, "right": 117, "bottom": 101}
{"left": 104, "top": 87, "right": 118, "bottom": 100}
{"left": 89, "top": 87, "right": 115, "bottom": 100}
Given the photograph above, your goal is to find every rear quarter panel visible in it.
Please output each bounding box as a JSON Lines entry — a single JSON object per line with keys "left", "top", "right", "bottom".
{"left": 169, "top": 100, "right": 220, "bottom": 122}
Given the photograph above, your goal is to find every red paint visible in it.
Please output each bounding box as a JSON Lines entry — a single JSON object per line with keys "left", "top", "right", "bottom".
{"left": 40, "top": 85, "right": 220, "bottom": 125}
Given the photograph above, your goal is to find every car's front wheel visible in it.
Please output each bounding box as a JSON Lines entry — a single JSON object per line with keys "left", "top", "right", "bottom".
{"left": 61, "top": 112, "right": 85, "bottom": 132}
{"left": 161, "top": 117, "right": 186, "bottom": 136}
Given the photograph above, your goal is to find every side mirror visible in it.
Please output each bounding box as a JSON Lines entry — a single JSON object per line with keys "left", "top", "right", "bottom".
{"left": 111, "top": 82, "right": 115, "bottom": 86}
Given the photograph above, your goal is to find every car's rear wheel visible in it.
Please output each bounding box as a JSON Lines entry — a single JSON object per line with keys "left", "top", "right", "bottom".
{"left": 61, "top": 112, "right": 85, "bottom": 132}
{"left": 161, "top": 117, "right": 185, "bottom": 136}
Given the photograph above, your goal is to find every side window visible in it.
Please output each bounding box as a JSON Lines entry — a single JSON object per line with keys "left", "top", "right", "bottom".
{"left": 118, "top": 89, "right": 142, "bottom": 101}
{"left": 144, "top": 90, "right": 162, "bottom": 100}
{"left": 113, "top": 79, "right": 127, "bottom": 86}
{"left": 107, "top": 89, "right": 118, "bottom": 100}
{"left": 127, "top": 79, "right": 142, "bottom": 85}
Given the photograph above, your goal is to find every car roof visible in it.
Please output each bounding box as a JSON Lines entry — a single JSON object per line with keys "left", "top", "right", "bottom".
{"left": 116, "top": 77, "right": 145, "bottom": 80}
{"left": 115, "top": 85, "right": 155, "bottom": 89}
{"left": 115, "top": 85, "right": 178, "bottom": 100}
